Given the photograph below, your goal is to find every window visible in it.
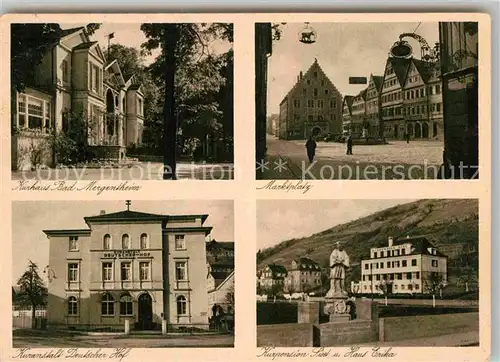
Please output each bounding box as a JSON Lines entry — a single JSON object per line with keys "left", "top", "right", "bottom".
{"left": 69, "top": 236, "right": 78, "bottom": 251}
{"left": 364, "top": 264, "right": 369, "bottom": 270}
{"left": 308, "top": 100, "right": 314, "bottom": 108}
{"left": 68, "top": 296, "right": 78, "bottom": 315}
{"left": 416, "top": 272, "right": 420, "bottom": 279}
{"left": 380, "top": 251, "right": 384, "bottom": 258}
{"left": 325, "top": 89, "right": 329, "bottom": 95}
{"left": 435, "top": 85, "right": 441, "bottom": 94}
{"left": 406, "top": 272, "right": 412, "bottom": 280}
{"left": 140, "top": 233, "right": 149, "bottom": 249}
{"left": 411, "top": 259, "right": 417, "bottom": 266}
{"left": 376, "top": 274, "right": 380, "bottom": 281}
{"left": 120, "top": 293, "right": 133, "bottom": 315}
{"left": 103, "top": 234, "right": 112, "bottom": 250}
{"left": 303, "top": 89, "right": 306, "bottom": 96}
{"left": 27, "top": 97, "right": 50, "bottom": 130}
{"left": 402, "top": 249, "right": 406, "bottom": 255}
{"left": 308, "top": 115, "right": 313, "bottom": 122}
{"left": 139, "top": 262, "right": 150, "bottom": 281}
{"left": 314, "top": 88, "right": 318, "bottom": 97}
{"left": 415, "top": 284, "right": 420, "bottom": 290}
{"left": 68, "top": 263, "right": 79, "bottom": 282}
{"left": 431, "top": 260, "right": 438, "bottom": 267}
{"left": 313, "top": 71, "right": 318, "bottom": 78}
{"left": 397, "top": 273, "right": 402, "bottom": 280}
{"left": 401, "top": 284, "right": 405, "bottom": 290}
{"left": 102, "top": 262, "right": 113, "bottom": 281}
{"left": 374, "top": 252, "right": 377, "bottom": 258}
{"left": 394, "top": 285, "right": 398, "bottom": 290}
{"left": 62, "top": 60, "right": 69, "bottom": 83}
{"left": 122, "top": 234, "right": 131, "bottom": 249}
{"left": 175, "top": 235, "right": 186, "bottom": 250}
{"left": 176, "top": 295, "right": 187, "bottom": 315}
{"left": 317, "top": 100, "right": 323, "bottom": 108}
{"left": 436, "top": 103, "right": 441, "bottom": 112}
{"left": 175, "top": 262, "right": 187, "bottom": 281}
{"left": 307, "top": 79, "right": 310, "bottom": 85}
{"left": 101, "top": 293, "right": 114, "bottom": 316}
{"left": 121, "top": 262, "right": 131, "bottom": 281}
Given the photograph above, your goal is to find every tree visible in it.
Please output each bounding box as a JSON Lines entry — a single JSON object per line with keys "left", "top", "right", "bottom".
{"left": 457, "top": 267, "right": 477, "bottom": 293}
{"left": 141, "top": 23, "right": 233, "bottom": 178}
{"left": 16, "top": 261, "right": 48, "bottom": 329}
{"left": 424, "top": 273, "right": 447, "bottom": 307}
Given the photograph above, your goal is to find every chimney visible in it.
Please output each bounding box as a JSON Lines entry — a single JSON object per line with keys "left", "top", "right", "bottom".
{"left": 388, "top": 236, "right": 393, "bottom": 247}
{"left": 100, "top": 210, "right": 106, "bottom": 215}
{"left": 300, "top": 71, "right": 303, "bottom": 80}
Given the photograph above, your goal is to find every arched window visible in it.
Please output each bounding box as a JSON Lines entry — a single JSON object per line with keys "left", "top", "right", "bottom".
{"left": 68, "top": 296, "right": 78, "bottom": 316}
{"left": 120, "top": 293, "right": 133, "bottom": 315}
{"left": 140, "top": 233, "right": 148, "bottom": 249}
{"left": 103, "top": 234, "right": 112, "bottom": 250}
{"left": 101, "top": 293, "right": 115, "bottom": 316}
{"left": 122, "top": 234, "right": 130, "bottom": 249}
{"left": 176, "top": 295, "right": 187, "bottom": 315}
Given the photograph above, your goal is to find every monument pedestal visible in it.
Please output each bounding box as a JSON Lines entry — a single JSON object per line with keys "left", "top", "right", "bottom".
{"left": 324, "top": 292, "right": 351, "bottom": 323}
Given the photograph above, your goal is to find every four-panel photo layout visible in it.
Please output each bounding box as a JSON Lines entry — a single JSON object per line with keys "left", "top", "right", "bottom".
{"left": 8, "top": 17, "right": 487, "bottom": 357}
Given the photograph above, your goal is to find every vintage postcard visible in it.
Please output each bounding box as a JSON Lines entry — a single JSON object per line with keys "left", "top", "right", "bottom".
{"left": 0, "top": 12, "right": 492, "bottom": 362}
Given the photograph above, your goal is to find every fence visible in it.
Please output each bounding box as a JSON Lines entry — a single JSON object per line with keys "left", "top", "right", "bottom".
{"left": 13, "top": 316, "right": 47, "bottom": 329}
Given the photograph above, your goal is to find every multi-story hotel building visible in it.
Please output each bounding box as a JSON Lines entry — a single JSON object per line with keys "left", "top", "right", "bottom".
{"left": 278, "top": 59, "right": 342, "bottom": 140}
{"left": 357, "top": 236, "right": 448, "bottom": 295}
{"left": 258, "top": 264, "right": 287, "bottom": 291}
{"left": 43, "top": 204, "right": 214, "bottom": 330}
{"left": 12, "top": 26, "right": 145, "bottom": 170}
{"left": 284, "top": 257, "right": 322, "bottom": 293}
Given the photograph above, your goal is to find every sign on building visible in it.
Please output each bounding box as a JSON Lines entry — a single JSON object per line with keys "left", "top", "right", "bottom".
{"left": 349, "top": 77, "right": 368, "bottom": 85}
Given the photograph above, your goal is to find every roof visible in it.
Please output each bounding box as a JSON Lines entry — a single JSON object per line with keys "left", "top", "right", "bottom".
{"left": 206, "top": 240, "right": 234, "bottom": 250}
{"left": 388, "top": 57, "right": 412, "bottom": 87}
{"left": 411, "top": 59, "right": 435, "bottom": 84}
{"left": 291, "top": 257, "right": 321, "bottom": 270}
{"left": 280, "top": 58, "right": 341, "bottom": 105}
{"left": 60, "top": 26, "right": 85, "bottom": 39}
{"left": 84, "top": 210, "right": 209, "bottom": 224}
{"left": 73, "top": 41, "right": 98, "bottom": 51}
{"left": 343, "top": 95, "right": 355, "bottom": 113}
{"left": 372, "top": 75, "right": 384, "bottom": 92}
{"left": 266, "top": 263, "right": 288, "bottom": 275}
{"left": 209, "top": 271, "right": 231, "bottom": 287}
{"left": 393, "top": 236, "right": 447, "bottom": 257}
{"left": 43, "top": 229, "right": 91, "bottom": 237}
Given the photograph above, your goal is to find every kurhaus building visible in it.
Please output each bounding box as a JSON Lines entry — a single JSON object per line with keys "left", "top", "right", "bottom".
{"left": 12, "top": 26, "right": 145, "bottom": 170}
{"left": 43, "top": 204, "right": 214, "bottom": 330}
{"left": 278, "top": 58, "right": 342, "bottom": 140}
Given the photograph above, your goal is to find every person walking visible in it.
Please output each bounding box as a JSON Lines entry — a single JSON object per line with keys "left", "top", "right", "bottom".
{"left": 305, "top": 136, "right": 317, "bottom": 163}
{"left": 346, "top": 135, "right": 353, "bottom": 155}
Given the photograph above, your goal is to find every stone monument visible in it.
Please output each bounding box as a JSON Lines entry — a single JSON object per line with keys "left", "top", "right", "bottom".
{"left": 324, "top": 241, "right": 351, "bottom": 323}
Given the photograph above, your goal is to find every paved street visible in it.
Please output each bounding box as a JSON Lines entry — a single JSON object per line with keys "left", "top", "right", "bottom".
{"left": 259, "top": 136, "right": 446, "bottom": 180}
{"left": 12, "top": 162, "right": 234, "bottom": 181}
{"left": 12, "top": 329, "right": 234, "bottom": 348}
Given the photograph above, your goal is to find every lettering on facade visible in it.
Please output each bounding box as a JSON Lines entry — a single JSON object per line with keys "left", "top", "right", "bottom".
{"left": 103, "top": 250, "right": 151, "bottom": 259}
{"left": 349, "top": 77, "right": 368, "bottom": 84}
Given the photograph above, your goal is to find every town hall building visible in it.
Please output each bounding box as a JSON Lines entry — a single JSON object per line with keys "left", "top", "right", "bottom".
{"left": 43, "top": 202, "right": 215, "bottom": 331}
{"left": 12, "top": 26, "right": 145, "bottom": 170}
{"left": 278, "top": 58, "right": 343, "bottom": 140}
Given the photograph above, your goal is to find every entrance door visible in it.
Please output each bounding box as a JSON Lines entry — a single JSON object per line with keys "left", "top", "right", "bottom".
{"left": 138, "top": 293, "right": 153, "bottom": 330}
{"left": 393, "top": 125, "right": 398, "bottom": 138}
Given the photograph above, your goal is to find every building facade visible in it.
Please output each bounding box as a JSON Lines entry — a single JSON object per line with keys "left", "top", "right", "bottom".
{"left": 365, "top": 75, "right": 384, "bottom": 137}
{"left": 341, "top": 96, "right": 354, "bottom": 136}
{"left": 284, "top": 257, "right": 321, "bottom": 293}
{"left": 43, "top": 206, "right": 213, "bottom": 330}
{"left": 12, "top": 26, "right": 145, "bottom": 170}
{"left": 278, "top": 59, "right": 342, "bottom": 140}
{"left": 258, "top": 264, "right": 287, "bottom": 291}
{"left": 206, "top": 240, "right": 234, "bottom": 317}
{"left": 380, "top": 57, "right": 409, "bottom": 139}
{"left": 350, "top": 90, "right": 367, "bottom": 137}
{"left": 357, "top": 236, "right": 448, "bottom": 295}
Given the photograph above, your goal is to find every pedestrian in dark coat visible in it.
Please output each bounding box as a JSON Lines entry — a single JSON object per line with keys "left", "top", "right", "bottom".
{"left": 305, "top": 136, "right": 317, "bottom": 163}
{"left": 346, "top": 136, "right": 353, "bottom": 155}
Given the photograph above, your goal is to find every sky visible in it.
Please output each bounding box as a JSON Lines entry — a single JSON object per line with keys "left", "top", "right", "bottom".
{"left": 257, "top": 199, "right": 418, "bottom": 250}
{"left": 61, "top": 23, "right": 231, "bottom": 66}
{"left": 11, "top": 200, "right": 234, "bottom": 285}
{"left": 267, "top": 22, "right": 439, "bottom": 115}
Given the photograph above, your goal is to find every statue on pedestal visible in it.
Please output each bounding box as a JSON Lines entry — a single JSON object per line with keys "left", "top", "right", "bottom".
{"left": 324, "top": 242, "right": 351, "bottom": 322}
{"left": 327, "top": 241, "right": 350, "bottom": 297}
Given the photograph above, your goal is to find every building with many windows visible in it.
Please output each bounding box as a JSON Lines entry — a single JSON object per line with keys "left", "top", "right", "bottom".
{"left": 356, "top": 236, "right": 448, "bottom": 295}
{"left": 350, "top": 90, "right": 367, "bottom": 137}
{"left": 258, "top": 264, "right": 288, "bottom": 292}
{"left": 278, "top": 58, "right": 342, "bottom": 140}
{"left": 12, "top": 26, "right": 145, "bottom": 171}
{"left": 43, "top": 204, "right": 214, "bottom": 330}
{"left": 341, "top": 95, "right": 354, "bottom": 136}
{"left": 284, "top": 257, "right": 322, "bottom": 293}
{"left": 364, "top": 75, "right": 384, "bottom": 137}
